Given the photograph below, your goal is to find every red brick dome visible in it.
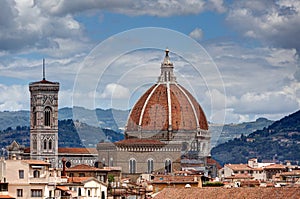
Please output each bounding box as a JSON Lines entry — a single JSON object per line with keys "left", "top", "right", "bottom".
{"left": 125, "top": 49, "right": 208, "bottom": 139}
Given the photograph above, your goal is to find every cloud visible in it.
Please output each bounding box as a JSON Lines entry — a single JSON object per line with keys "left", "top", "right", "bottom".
{"left": 234, "top": 91, "right": 298, "bottom": 115}
{"left": 189, "top": 28, "right": 204, "bottom": 41}
{"left": 204, "top": 40, "right": 300, "bottom": 122}
{"left": 226, "top": 0, "right": 300, "bottom": 51}
{"left": 0, "top": 84, "right": 29, "bottom": 111}
{"left": 99, "top": 83, "right": 130, "bottom": 99}
{"left": 0, "top": 0, "right": 87, "bottom": 53}
{"left": 41, "top": 0, "right": 226, "bottom": 17}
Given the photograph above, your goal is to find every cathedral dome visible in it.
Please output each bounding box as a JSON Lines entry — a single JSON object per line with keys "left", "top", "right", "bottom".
{"left": 125, "top": 49, "right": 208, "bottom": 140}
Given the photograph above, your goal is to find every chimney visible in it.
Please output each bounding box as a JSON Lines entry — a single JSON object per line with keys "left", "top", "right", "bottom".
{"left": 62, "top": 158, "right": 67, "bottom": 177}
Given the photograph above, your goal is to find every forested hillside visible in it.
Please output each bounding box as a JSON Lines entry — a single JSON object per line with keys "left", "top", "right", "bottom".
{"left": 212, "top": 110, "right": 300, "bottom": 165}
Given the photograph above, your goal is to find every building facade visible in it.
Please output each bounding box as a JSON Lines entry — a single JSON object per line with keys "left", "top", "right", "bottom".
{"left": 29, "top": 70, "right": 60, "bottom": 168}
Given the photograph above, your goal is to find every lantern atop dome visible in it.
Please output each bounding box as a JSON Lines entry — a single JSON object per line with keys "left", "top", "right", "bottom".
{"left": 158, "top": 49, "right": 177, "bottom": 83}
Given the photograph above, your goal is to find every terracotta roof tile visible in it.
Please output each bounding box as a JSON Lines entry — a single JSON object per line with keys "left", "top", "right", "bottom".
{"left": 22, "top": 160, "right": 50, "bottom": 165}
{"left": 58, "top": 147, "right": 97, "bottom": 154}
{"left": 67, "top": 177, "right": 95, "bottom": 183}
{"left": 153, "top": 187, "right": 300, "bottom": 199}
{"left": 126, "top": 83, "right": 208, "bottom": 135}
{"left": 56, "top": 186, "right": 69, "bottom": 191}
{"left": 23, "top": 147, "right": 98, "bottom": 154}
{"left": 207, "top": 157, "right": 222, "bottom": 170}
{"left": 225, "top": 174, "right": 254, "bottom": 179}
{"left": 225, "top": 164, "right": 251, "bottom": 171}
{"left": 281, "top": 171, "right": 300, "bottom": 176}
{"left": 66, "top": 164, "right": 101, "bottom": 171}
{"left": 0, "top": 195, "right": 15, "bottom": 199}
{"left": 152, "top": 174, "right": 200, "bottom": 184}
{"left": 264, "top": 164, "right": 286, "bottom": 169}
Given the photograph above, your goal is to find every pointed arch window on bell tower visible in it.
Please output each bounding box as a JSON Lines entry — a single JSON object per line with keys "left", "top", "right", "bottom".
{"left": 44, "top": 107, "right": 52, "bottom": 127}
{"left": 33, "top": 107, "right": 37, "bottom": 127}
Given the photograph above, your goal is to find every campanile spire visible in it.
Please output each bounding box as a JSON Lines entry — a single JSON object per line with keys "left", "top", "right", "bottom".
{"left": 43, "top": 58, "right": 45, "bottom": 80}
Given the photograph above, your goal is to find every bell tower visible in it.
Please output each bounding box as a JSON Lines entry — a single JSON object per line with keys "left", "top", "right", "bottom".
{"left": 29, "top": 59, "right": 59, "bottom": 167}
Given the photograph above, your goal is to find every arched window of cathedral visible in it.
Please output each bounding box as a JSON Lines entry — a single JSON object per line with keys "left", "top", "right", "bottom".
{"left": 43, "top": 140, "right": 47, "bottom": 150}
{"left": 44, "top": 107, "right": 52, "bottom": 126}
{"left": 165, "top": 159, "right": 172, "bottom": 173}
{"left": 147, "top": 159, "right": 154, "bottom": 174}
{"left": 49, "top": 140, "right": 52, "bottom": 150}
{"left": 33, "top": 170, "right": 40, "bottom": 178}
{"left": 129, "top": 158, "right": 136, "bottom": 174}
{"left": 109, "top": 157, "right": 113, "bottom": 167}
{"left": 33, "top": 140, "right": 37, "bottom": 150}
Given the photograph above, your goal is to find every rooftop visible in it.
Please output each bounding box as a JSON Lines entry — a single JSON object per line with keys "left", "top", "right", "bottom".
{"left": 58, "top": 147, "right": 98, "bottom": 154}
{"left": 225, "top": 164, "right": 251, "bottom": 171}
{"left": 24, "top": 147, "right": 98, "bottom": 154}
{"left": 66, "top": 164, "right": 102, "bottom": 171}
{"left": 67, "top": 177, "right": 95, "bottom": 183}
{"left": 264, "top": 164, "right": 286, "bottom": 169}
{"left": 21, "top": 159, "right": 50, "bottom": 165}
{"left": 153, "top": 187, "right": 300, "bottom": 199}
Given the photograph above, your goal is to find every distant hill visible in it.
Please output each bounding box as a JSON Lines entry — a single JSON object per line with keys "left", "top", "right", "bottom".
{"left": 211, "top": 110, "right": 300, "bottom": 165}
{"left": 0, "top": 110, "right": 29, "bottom": 130}
{"left": 0, "top": 119, "right": 124, "bottom": 151}
{"left": 210, "top": 117, "right": 273, "bottom": 147}
{"left": 0, "top": 108, "right": 273, "bottom": 149}
{"left": 0, "top": 107, "right": 130, "bottom": 132}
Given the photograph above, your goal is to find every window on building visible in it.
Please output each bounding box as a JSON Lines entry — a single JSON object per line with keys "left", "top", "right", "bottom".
{"left": 31, "top": 189, "right": 42, "bottom": 197}
{"left": 33, "top": 170, "right": 40, "bottom": 178}
{"left": 101, "top": 191, "right": 105, "bottom": 199}
{"left": 48, "top": 140, "right": 52, "bottom": 150}
{"left": 165, "top": 159, "right": 172, "bottom": 173}
{"left": 147, "top": 159, "right": 154, "bottom": 174}
{"left": 0, "top": 183, "right": 8, "bottom": 192}
{"left": 44, "top": 107, "right": 52, "bottom": 126}
{"left": 88, "top": 190, "right": 91, "bottom": 196}
{"left": 33, "top": 107, "right": 37, "bottom": 126}
{"left": 33, "top": 139, "right": 37, "bottom": 150}
{"left": 129, "top": 159, "right": 136, "bottom": 174}
{"left": 79, "top": 173, "right": 85, "bottom": 177}
{"left": 44, "top": 140, "right": 47, "bottom": 150}
{"left": 19, "top": 170, "right": 24, "bottom": 179}
{"left": 17, "top": 189, "right": 23, "bottom": 197}
{"left": 49, "top": 190, "right": 52, "bottom": 198}
{"left": 78, "top": 188, "right": 81, "bottom": 196}
{"left": 109, "top": 157, "right": 113, "bottom": 167}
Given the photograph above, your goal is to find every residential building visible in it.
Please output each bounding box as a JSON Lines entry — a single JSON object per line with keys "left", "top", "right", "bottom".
{"left": 57, "top": 177, "right": 107, "bottom": 199}
{"left": 4, "top": 158, "right": 58, "bottom": 199}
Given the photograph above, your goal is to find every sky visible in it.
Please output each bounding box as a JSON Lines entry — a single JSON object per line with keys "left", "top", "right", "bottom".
{"left": 0, "top": 0, "right": 300, "bottom": 124}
